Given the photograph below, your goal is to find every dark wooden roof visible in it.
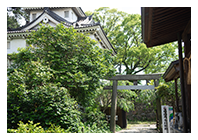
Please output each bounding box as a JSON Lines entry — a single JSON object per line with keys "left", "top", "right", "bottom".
{"left": 163, "top": 60, "right": 180, "bottom": 82}
{"left": 141, "top": 7, "right": 191, "bottom": 47}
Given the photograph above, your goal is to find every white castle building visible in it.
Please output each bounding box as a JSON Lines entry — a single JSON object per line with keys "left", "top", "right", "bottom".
{"left": 7, "top": 7, "right": 116, "bottom": 66}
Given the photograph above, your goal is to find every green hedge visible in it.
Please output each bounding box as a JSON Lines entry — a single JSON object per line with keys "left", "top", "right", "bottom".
{"left": 7, "top": 121, "right": 121, "bottom": 133}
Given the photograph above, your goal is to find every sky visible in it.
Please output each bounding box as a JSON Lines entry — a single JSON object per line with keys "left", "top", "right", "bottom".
{"left": 82, "top": 7, "right": 141, "bottom": 15}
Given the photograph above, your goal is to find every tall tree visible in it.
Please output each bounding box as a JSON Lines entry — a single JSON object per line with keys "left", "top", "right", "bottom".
{"left": 7, "top": 13, "right": 20, "bottom": 30}
{"left": 86, "top": 7, "right": 178, "bottom": 75}
{"left": 7, "top": 7, "right": 29, "bottom": 30}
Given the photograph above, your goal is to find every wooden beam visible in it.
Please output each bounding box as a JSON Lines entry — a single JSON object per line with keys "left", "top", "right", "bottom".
{"left": 117, "top": 85, "right": 155, "bottom": 90}
{"left": 108, "top": 73, "right": 162, "bottom": 81}
{"left": 103, "top": 86, "right": 112, "bottom": 90}
{"left": 110, "top": 80, "right": 118, "bottom": 133}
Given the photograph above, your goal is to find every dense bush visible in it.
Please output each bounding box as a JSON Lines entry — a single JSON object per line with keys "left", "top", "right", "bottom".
{"left": 7, "top": 121, "right": 72, "bottom": 133}
{"left": 7, "top": 120, "right": 121, "bottom": 133}
{"left": 7, "top": 23, "right": 116, "bottom": 132}
{"left": 7, "top": 61, "right": 82, "bottom": 132}
{"left": 26, "top": 23, "right": 116, "bottom": 107}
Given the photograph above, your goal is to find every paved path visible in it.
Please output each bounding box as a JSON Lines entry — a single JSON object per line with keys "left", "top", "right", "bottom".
{"left": 116, "top": 123, "right": 159, "bottom": 133}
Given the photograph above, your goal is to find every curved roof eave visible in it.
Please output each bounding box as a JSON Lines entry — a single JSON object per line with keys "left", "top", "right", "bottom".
{"left": 8, "top": 8, "right": 73, "bottom": 32}
{"left": 23, "top": 7, "right": 86, "bottom": 18}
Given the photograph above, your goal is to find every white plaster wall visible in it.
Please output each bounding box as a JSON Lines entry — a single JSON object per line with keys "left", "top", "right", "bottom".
{"left": 69, "top": 9, "right": 78, "bottom": 22}
{"left": 29, "top": 8, "right": 78, "bottom": 24}
{"left": 89, "top": 34, "right": 103, "bottom": 49}
{"left": 7, "top": 39, "right": 26, "bottom": 54}
{"left": 30, "top": 10, "right": 43, "bottom": 22}
{"left": 52, "top": 8, "right": 77, "bottom": 23}
{"left": 48, "top": 21, "right": 57, "bottom": 27}
{"left": 52, "top": 8, "right": 68, "bottom": 19}
{"left": 7, "top": 34, "right": 102, "bottom": 55}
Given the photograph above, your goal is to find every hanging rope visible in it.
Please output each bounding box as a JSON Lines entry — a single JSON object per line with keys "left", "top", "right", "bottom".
{"left": 183, "top": 54, "right": 191, "bottom": 84}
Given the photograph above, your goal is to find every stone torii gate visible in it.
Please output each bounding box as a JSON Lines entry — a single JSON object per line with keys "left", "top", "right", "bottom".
{"left": 105, "top": 73, "right": 162, "bottom": 133}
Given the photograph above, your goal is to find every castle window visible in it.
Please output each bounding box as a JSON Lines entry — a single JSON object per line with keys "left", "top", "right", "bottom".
{"left": 7, "top": 42, "right": 10, "bottom": 49}
{"left": 64, "top": 11, "right": 69, "bottom": 18}
{"left": 32, "top": 13, "right": 37, "bottom": 20}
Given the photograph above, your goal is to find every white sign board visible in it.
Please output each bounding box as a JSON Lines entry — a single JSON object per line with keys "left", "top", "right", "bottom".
{"left": 161, "top": 105, "right": 173, "bottom": 133}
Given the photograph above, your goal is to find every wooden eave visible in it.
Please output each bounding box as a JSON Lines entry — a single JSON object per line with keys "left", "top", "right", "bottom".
{"left": 163, "top": 60, "right": 180, "bottom": 82}
{"left": 7, "top": 30, "right": 31, "bottom": 39}
{"left": 141, "top": 7, "right": 191, "bottom": 48}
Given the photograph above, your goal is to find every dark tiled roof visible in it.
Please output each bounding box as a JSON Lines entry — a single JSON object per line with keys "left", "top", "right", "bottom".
{"left": 8, "top": 11, "right": 45, "bottom": 31}
{"left": 8, "top": 8, "right": 95, "bottom": 31}
{"left": 44, "top": 7, "right": 72, "bottom": 25}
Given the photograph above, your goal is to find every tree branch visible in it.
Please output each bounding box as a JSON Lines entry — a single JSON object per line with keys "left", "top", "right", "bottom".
{"left": 122, "top": 60, "right": 129, "bottom": 70}
{"left": 133, "top": 60, "right": 151, "bottom": 74}
{"left": 132, "top": 59, "right": 140, "bottom": 71}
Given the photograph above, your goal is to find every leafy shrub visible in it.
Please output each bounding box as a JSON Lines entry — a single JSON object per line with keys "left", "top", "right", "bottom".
{"left": 7, "top": 61, "right": 82, "bottom": 132}
{"left": 7, "top": 23, "right": 116, "bottom": 132}
{"left": 7, "top": 120, "right": 117, "bottom": 133}
{"left": 7, "top": 121, "right": 72, "bottom": 133}
{"left": 26, "top": 23, "right": 116, "bottom": 107}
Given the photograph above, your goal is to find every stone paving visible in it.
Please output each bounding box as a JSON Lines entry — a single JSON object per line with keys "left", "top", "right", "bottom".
{"left": 116, "top": 123, "right": 159, "bottom": 133}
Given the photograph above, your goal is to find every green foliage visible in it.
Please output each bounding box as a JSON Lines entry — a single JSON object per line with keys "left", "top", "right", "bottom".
{"left": 7, "top": 120, "right": 114, "bottom": 133}
{"left": 156, "top": 81, "right": 181, "bottom": 103}
{"left": 87, "top": 7, "right": 178, "bottom": 75}
{"left": 117, "top": 81, "right": 137, "bottom": 112}
{"left": 7, "top": 13, "right": 20, "bottom": 30}
{"left": 135, "top": 89, "right": 156, "bottom": 109}
{"left": 25, "top": 23, "right": 116, "bottom": 106}
{"left": 7, "top": 23, "right": 116, "bottom": 132}
{"left": 7, "top": 7, "right": 29, "bottom": 30}
{"left": 7, "top": 61, "right": 82, "bottom": 131}
{"left": 7, "top": 121, "right": 71, "bottom": 133}
{"left": 85, "top": 7, "right": 127, "bottom": 38}
{"left": 97, "top": 81, "right": 137, "bottom": 112}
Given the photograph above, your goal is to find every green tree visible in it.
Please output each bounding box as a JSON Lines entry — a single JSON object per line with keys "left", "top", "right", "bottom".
{"left": 97, "top": 81, "right": 137, "bottom": 113}
{"left": 26, "top": 23, "right": 116, "bottom": 106}
{"left": 86, "top": 7, "right": 178, "bottom": 75}
{"left": 7, "top": 13, "right": 20, "bottom": 30}
{"left": 156, "top": 80, "right": 181, "bottom": 112}
{"left": 7, "top": 23, "right": 116, "bottom": 131}
{"left": 7, "top": 58, "right": 82, "bottom": 131}
{"left": 7, "top": 7, "right": 29, "bottom": 30}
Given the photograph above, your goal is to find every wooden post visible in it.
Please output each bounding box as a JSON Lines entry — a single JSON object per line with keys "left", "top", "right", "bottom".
{"left": 178, "top": 32, "right": 188, "bottom": 133}
{"left": 154, "top": 79, "right": 162, "bottom": 132}
{"left": 175, "top": 79, "right": 179, "bottom": 112}
{"left": 110, "top": 80, "right": 118, "bottom": 133}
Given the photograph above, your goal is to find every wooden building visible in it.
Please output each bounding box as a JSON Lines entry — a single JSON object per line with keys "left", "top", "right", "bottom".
{"left": 141, "top": 7, "right": 191, "bottom": 133}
